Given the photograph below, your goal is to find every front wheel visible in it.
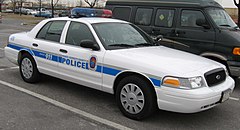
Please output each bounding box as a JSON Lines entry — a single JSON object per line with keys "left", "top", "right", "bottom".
{"left": 116, "top": 76, "right": 157, "bottom": 120}
{"left": 19, "top": 53, "right": 40, "bottom": 83}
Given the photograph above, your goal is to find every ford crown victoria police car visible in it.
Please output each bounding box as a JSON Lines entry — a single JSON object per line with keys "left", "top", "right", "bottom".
{"left": 4, "top": 14, "right": 235, "bottom": 120}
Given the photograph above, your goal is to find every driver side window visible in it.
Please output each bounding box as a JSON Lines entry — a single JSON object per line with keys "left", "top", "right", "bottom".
{"left": 66, "top": 22, "right": 95, "bottom": 46}
{"left": 181, "top": 10, "right": 205, "bottom": 27}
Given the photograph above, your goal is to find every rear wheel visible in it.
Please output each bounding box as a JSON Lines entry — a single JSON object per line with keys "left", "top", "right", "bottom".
{"left": 19, "top": 53, "right": 40, "bottom": 83}
{"left": 116, "top": 76, "right": 157, "bottom": 120}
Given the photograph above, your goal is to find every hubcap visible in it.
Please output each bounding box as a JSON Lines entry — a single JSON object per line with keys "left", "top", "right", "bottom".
{"left": 120, "top": 83, "right": 145, "bottom": 114}
{"left": 21, "top": 58, "right": 33, "bottom": 79}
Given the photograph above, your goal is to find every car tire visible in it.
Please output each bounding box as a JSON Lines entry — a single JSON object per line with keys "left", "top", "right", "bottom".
{"left": 19, "top": 53, "right": 40, "bottom": 83}
{"left": 116, "top": 75, "right": 157, "bottom": 120}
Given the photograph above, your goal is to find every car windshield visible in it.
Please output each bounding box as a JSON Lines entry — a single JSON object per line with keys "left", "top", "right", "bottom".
{"left": 92, "top": 23, "right": 154, "bottom": 50}
{"left": 207, "top": 8, "right": 237, "bottom": 28}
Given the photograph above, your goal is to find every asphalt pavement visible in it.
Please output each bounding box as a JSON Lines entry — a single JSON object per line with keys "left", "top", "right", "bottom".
{"left": 0, "top": 16, "right": 240, "bottom": 130}
{"left": 0, "top": 83, "right": 111, "bottom": 130}
{"left": 0, "top": 17, "right": 34, "bottom": 48}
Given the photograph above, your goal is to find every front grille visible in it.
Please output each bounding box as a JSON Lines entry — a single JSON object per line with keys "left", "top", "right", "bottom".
{"left": 204, "top": 68, "right": 226, "bottom": 87}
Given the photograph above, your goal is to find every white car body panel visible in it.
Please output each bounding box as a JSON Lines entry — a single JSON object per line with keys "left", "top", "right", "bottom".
{"left": 4, "top": 17, "right": 235, "bottom": 113}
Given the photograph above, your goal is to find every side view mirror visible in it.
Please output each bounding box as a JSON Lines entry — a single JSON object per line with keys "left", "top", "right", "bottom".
{"left": 196, "top": 19, "right": 211, "bottom": 29}
{"left": 153, "top": 35, "right": 163, "bottom": 42}
{"left": 80, "top": 40, "right": 100, "bottom": 51}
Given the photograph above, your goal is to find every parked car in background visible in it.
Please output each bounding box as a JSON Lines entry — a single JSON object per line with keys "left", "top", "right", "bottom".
{"left": 21, "top": 8, "right": 32, "bottom": 15}
{"left": 3, "top": 9, "right": 13, "bottom": 13}
{"left": 106, "top": 0, "right": 240, "bottom": 77}
{"left": 29, "top": 10, "right": 38, "bottom": 15}
{"left": 14, "top": 8, "right": 20, "bottom": 14}
{"left": 34, "top": 11, "right": 52, "bottom": 18}
{"left": 58, "top": 10, "right": 70, "bottom": 17}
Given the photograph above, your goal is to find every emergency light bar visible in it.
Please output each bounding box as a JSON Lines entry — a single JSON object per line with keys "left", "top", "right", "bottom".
{"left": 70, "top": 8, "right": 112, "bottom": 18}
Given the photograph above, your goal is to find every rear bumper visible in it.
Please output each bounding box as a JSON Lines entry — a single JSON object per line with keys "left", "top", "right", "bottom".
{"left": 4, "top": 47, "right": 19, "bottom": 65}
{"left": 155, "top": 76, "right": 235, "bottom": 113}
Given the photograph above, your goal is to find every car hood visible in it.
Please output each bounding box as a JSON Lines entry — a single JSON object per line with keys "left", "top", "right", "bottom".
{"left": 104, "top": 46, "right": 224, "bottom": 77}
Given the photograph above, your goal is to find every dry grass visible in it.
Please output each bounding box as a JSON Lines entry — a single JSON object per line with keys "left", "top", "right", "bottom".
{"left": 1, "top": 13, "right": 45, "bottom": 21}
{"left": 1, "top": 13, "right": 45, "bottom": 25}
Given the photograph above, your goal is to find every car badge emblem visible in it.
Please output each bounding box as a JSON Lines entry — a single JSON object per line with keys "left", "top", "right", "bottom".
{"left": 216, "top": 75, "right": 221, "bottom": 80}
{"left": 89, "top": 56, "right": 97, "bottom": 70}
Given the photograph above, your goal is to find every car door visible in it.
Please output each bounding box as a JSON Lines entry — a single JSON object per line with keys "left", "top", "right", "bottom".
{"left": 173, "top": 9, "right": 215, "bottom": 54}
{"left": 33, "top": 20, "right": 66, "bottom": 74}
{"left": 151, "top": 8, "right": 177, "bottom": 48}
{"left": 58, "top": 21, "right": 104, "bottom": 90}
{"left": 134, "top": 7, "right": 154, "bottom": 34}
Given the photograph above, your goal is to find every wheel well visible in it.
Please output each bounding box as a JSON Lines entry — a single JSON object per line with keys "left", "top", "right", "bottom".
{"left": 113, "top": 72, "right": 156, "bottom": 96}
{"left": 18, "top": 51, "right": 32, "bottom": 65}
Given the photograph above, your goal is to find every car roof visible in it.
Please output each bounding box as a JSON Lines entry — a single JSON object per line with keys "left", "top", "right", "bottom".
{"left": 106, "top": 0, "right": 223, "bottom": 8}
{"left": 47, "top": 17, "right": 129, "bottom": 24}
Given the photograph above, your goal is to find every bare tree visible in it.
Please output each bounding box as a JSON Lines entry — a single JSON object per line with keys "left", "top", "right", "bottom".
{"left": 36, "top": 0, "right": 41, "bottom": 17}
{"left": 84, "top": 0, "right": 99, "bottom": 8}
{"left": 78, "top": 0, "right": 83, "bottom": 7}
{"left": 51, "top": 0, "right": 60, "bottom": 18}
{"left": 10, "top": 0, "right": 19, "bottom": 13}
{"left": 234, "top": 0, "right": 240, "bottom": 26}
{"left": 19, "top": 0, "right": 26, "bottom": 16}
{"left": 0, "top": 0, "right": 4, "bottom": 12}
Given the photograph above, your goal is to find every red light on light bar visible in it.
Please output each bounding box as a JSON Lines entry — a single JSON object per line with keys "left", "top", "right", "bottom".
{"left": 102, "top": 9, "right": 112, "bottom": 18}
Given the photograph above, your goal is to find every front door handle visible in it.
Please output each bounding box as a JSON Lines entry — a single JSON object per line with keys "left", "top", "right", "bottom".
{"left": 59, "top": 49, "right": 68, "bottom": 53}
{"left": 32, "top": 43, "right": 38, "bottom": 47}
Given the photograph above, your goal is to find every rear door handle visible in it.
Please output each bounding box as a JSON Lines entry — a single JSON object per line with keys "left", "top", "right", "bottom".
{"left": 59, "top": 49, "right": 68, "bottom": 53}
{"left": 32, "top": 43, "right": 38, "bottom": 47}
{"left": 175, "top": 30, "right": 186, "bottom": 36}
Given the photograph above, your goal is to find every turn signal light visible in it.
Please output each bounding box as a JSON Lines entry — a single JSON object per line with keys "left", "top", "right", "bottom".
{"left": 233, "top": 47, "right": 240, "bottom": 55}
{"left": 163, "top": 77, "right": 180, "bottom": 87}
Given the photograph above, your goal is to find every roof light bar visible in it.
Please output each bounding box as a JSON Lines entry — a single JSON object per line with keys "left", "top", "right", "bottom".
{"left": 70, "top": 8, "right": 112, "bottom": 18}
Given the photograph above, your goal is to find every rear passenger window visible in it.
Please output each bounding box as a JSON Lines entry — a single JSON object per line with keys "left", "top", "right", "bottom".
{"left": 113, "top": 7, "right": 131, "bottom": 21}
{"left": 36, "top": 21, "right": 66, "bottom": 42}
{"left": 66, "top": 22, "right": 95, "bottom": 46}
{"left": 36, "top": 22, "right": 52, "bottom": 39}
{"left": 135, "top": 8, "right": 153, "bottom": 26}
{"left": 155, "top": 9, "right": 174, "bottom": 27}
{"left": 181, "top": 10, "right": 205, "bottom": 27}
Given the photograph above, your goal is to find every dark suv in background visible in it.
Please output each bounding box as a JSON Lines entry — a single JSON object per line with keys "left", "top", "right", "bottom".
{"left": 106, "top": 0, "right": 240, "bottom": 77}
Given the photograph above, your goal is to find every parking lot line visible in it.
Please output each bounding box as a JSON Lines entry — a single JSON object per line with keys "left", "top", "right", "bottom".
{"left": 229, "top": 97, "right": 239, "bottom": 101}
{"left": 0, "top": 80, "right": 133, "bottom": 130}
{"left": 0, "top": 66, "right": 18, "bottom": 71}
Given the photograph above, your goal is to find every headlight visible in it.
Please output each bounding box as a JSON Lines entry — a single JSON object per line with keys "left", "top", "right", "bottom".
{"left": 162, "top": 76, "right": 205, "bottom": 89}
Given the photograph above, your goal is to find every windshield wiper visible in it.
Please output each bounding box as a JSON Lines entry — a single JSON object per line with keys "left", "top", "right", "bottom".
{"left": 219, "top": 24, "right": 231, "bottom": 27}
{"left": 108, "top": 44, "right": 135, "bottom": 48}
{"left": 134, "top": 43, "right": 155, "bottom": 47}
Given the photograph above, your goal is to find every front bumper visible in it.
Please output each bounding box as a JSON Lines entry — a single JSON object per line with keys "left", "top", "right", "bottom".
{"left": 155, "top": 76, "right": 235, "bottom": 113}
{"left": 228, "top": 61, "right": 240, "bottom": 77}
{"left": 229, "top": 66, "right": 240, "bottom": 77}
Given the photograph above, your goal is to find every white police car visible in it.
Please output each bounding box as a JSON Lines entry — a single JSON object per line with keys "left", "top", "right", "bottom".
{"left": 4, "top": 8, "right": 235, "bottom": 120}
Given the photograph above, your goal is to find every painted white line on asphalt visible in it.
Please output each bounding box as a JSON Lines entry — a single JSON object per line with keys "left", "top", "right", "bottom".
{"left": 0, "top": 66, "right": 19, "bottom": 71}
{"left": 0, "top": 80, "right": 133, "bottom": 130}
{"left": 229, "top": 97, "right": 239, "bottom": 101}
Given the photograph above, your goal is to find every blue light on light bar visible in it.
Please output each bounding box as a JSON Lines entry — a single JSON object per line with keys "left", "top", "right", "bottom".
{"left": 71, "top": 8, "right": 112, "bottom": 18}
